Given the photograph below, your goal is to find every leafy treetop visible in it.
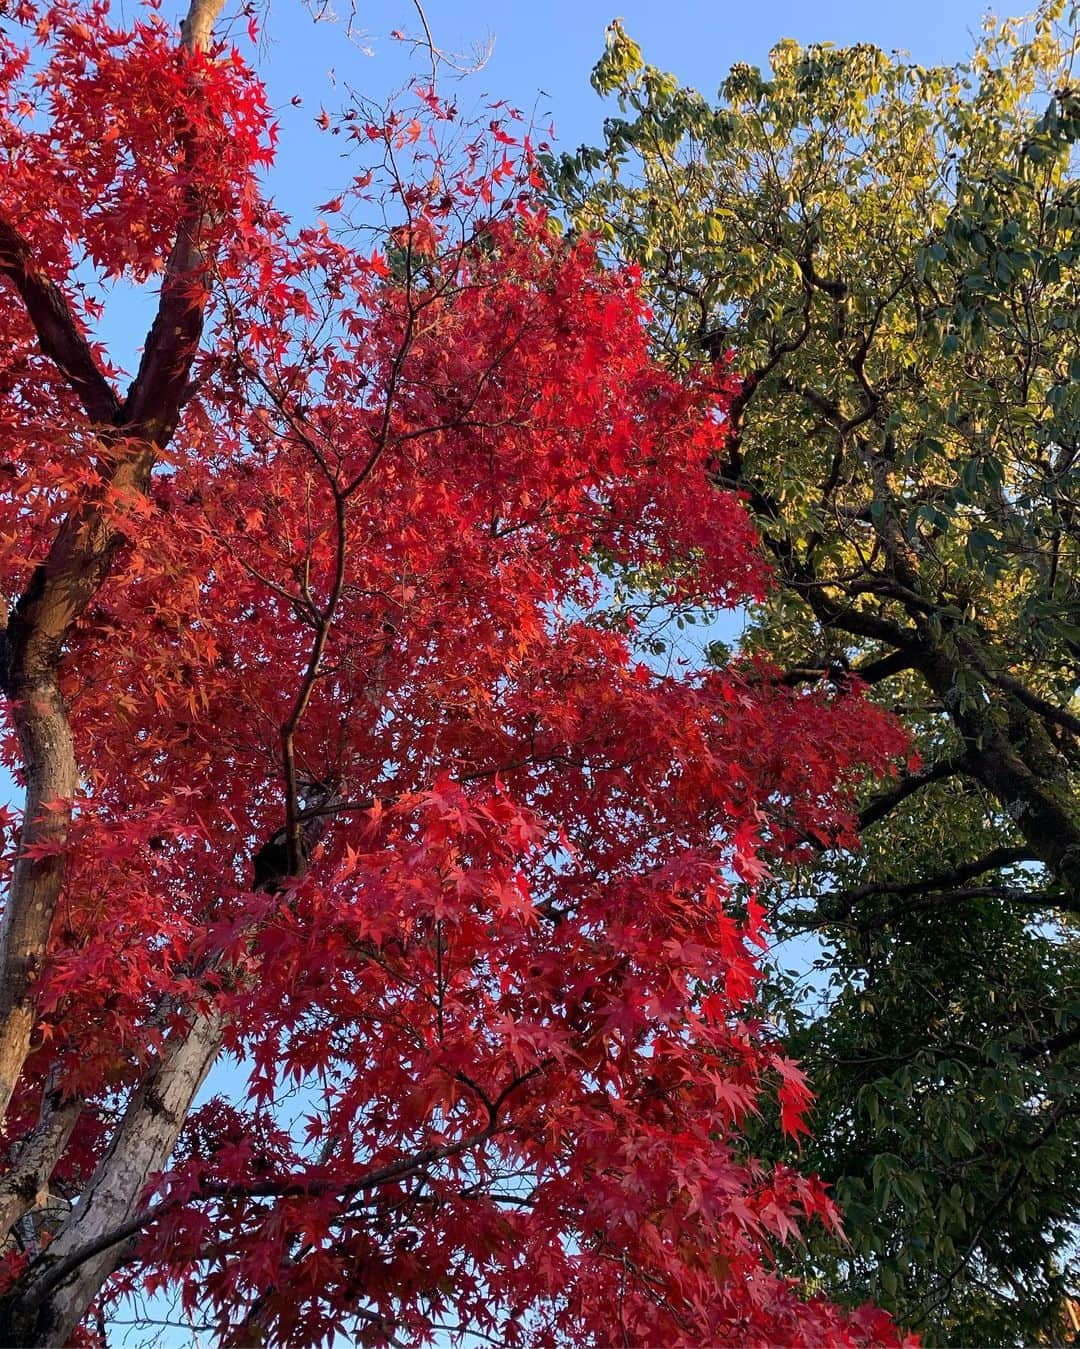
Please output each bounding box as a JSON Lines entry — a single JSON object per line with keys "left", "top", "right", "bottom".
{"left": 0, "top": 0, "right": 909, "bottom": 1345}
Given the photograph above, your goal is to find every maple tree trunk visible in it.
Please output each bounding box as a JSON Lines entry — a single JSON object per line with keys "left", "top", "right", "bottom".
{"left": 0, "top": 1009, "right": 223, "bottom": 1345}
{"left": 0, "top": 481, "right": 149, "bottom": 1123}
{"left": 0, "top": 673, "right": 78, "bottom": 1122}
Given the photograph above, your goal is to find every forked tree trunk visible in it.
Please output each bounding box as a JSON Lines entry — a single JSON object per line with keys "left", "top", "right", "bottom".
{"left": 0, "top": 1010, "right": 224, "bottom": 1345}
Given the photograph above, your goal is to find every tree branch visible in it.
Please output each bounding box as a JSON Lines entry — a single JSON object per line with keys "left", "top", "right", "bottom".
{"left": 122, "top": 0, "right": 226, "bottom": 444}
{"left": 0, "top": 1076, "right": 82, "bottom": 1240}
{"left": 857, "top": 752, "right": 971, "bottom": 832}
{"left": 826, "top": 845, "right": 1037, "bottom": 910}
{"left": 797, "top": 577, "right": 924, "bottom": 651}
{"left": 24, "top": 1076, "right": 541, "bottom": 1310}
{"left": 853, "top": 648, "right": 919, "bottom": 684}
{"left": 847, "top": 884, "right": 1078, "bottom": 930}
{"left": 983, "top": 667, "right": 1080, "bottom": 740}
{"left": 1019, "top": 1021, "right": 1080, "bottom": 1062}
{"left": 0, "top": 219, "right": 121, "bottom": 425}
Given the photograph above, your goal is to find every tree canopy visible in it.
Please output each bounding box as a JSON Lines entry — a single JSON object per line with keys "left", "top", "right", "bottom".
{"left": 0, "top": 0, "right": 913, "bottom": 1344}
{"left": 551, "top": 4, "right": 1080, "bottom": 1342}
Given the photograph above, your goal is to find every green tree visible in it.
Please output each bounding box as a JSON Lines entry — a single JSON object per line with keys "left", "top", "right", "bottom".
{"left": 551, "top": 6, "right": 1080, "bottom": 1343}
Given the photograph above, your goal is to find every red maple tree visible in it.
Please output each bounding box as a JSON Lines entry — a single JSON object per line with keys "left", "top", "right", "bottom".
{"left": 0, "top": 0, "right": 914, "bottom": 1343}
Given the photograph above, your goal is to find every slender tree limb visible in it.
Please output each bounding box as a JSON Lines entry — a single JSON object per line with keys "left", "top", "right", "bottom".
{"left": 0, "top": 1074, "right": 82, "bottom": 1238}
{"left": 787, "top": 844, "right": 1042, "bottom": 928}
{"left": 982, "top": 666, "right": 1080, "bottom": 740}
{"left": 857, "top": 752, "right": 971, "bottom": 832}
{"left": 831, "top": 845, "right": 1037, "bottom": 906}
{"left": 22, "top": 1065, "right": 547, "bottom": 1318}
{"left": 777, "top": 647, "right": 916, "bottom": 688}
{"left": 0, "top": 219, "right": 121, "bottom": 425}
{"left": 1019, "top": 1021, "right": 1080, "bottom": 1062}
{"left": 844, "top": 884, "right": 1078, "bottom": 930}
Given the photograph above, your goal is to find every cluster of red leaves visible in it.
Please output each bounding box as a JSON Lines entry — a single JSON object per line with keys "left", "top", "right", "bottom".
{"left": 0, "top": 2, "right": 913, "bottom": 1345}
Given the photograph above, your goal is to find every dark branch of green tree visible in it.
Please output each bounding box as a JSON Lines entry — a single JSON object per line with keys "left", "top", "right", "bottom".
{"left": 825, "top": 885, "right": 1075, "bottom": 931}
{"left": 856, "top": 755, "right": 973, "bottom": 833}
{"left": 1019, "top": 1021, "right": 1080, "bottom": 1062}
